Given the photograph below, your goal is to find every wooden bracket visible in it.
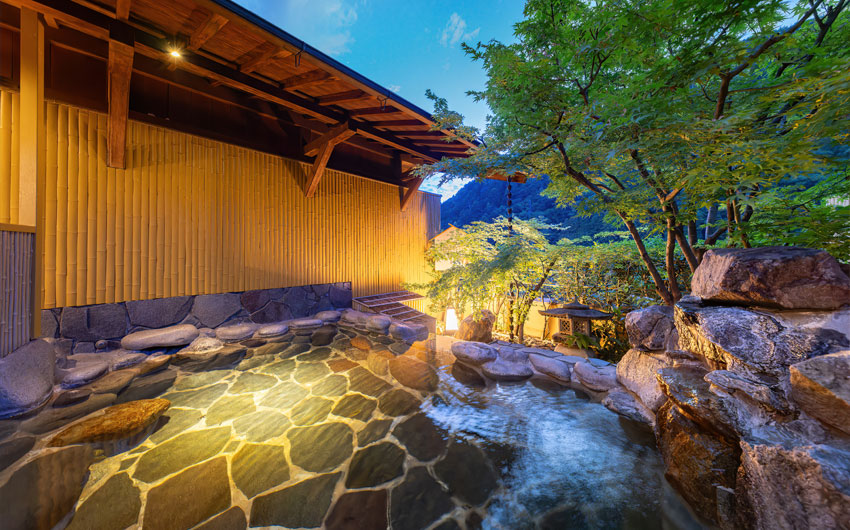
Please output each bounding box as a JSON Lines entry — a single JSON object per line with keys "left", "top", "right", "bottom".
{"left": 303, "top": 122, "right": 356, "bottom": 197}
{"left": 115, "top": 0, "right": 131, "bottom": 20}
{"left": 400, "top": 175, "right": 423, "bottom": 211}
{"left": 107, "top": 22, "right": 134, "bottom": 168}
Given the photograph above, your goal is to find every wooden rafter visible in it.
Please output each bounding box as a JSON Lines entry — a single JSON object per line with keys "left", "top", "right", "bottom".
{"left": 188, "top": 11, "right": 228, "bottom": 50}
{"left": 369, "top": 120, "right": 427, "bottom": 127}
{"left": 114, "top": 0, "right": 130, "bottom": 20}
{"left": 7, "top": 0, "right": 442, "bottom": 163}
{"left": 239, "top": 44, "right": 280, "bottom": 73}
{"left": 400, "top": 176, "right": 423, "bottom": 211}
{"left": 107, "top": 23, "right": 134, "bottom": 168}
{"left": 281, "top": 69, "right": 331, "bottom": 90}
{"left": 349, "top": 106, "right": 401, "bottom": 116}
{"left": 317, "top": 89, "right": 369, "bottom": 106}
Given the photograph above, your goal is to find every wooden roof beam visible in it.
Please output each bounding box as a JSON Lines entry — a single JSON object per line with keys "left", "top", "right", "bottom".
{"left": 188, "top": 11, "right": 228, "bottom": 51}
{"left": 317, "top": 89, "right": 369, "bottom": 106}
{"left": 107, "top": 22, "right": 134, "bottom": 168}
{"left": 281, "top": 69, "right": 331, "bottom": 90}
{"left": 303, "top": 121, "right": 356, "bottom": 157}
{"left": 7, "top": 0, "right": 443, "bottom": 163}
{"left": 369, "top": 120, "right": 428, "bottom": 127}
{"left": 349, "top": 106, "right": 402, "bottom": 117}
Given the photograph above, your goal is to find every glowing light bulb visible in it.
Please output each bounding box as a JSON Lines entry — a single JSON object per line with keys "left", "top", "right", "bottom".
{"left": 445, "top": 307, "right": 459, "bottom": 331}
{"left": 170, "top": 50, "right": 181, "bottom": 58}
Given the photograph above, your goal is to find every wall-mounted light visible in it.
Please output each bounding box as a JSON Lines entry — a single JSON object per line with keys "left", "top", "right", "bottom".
{"left": 445, "top": 307, "right": 459, "bottom": 332}
{"left": 169, "top": 50, "right": 181, "bottom": 58}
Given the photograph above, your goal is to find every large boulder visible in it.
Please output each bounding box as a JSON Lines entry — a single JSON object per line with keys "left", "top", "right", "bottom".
{"left": 0, "top": 339, "right": 55, "bottom": 418}
{"left": 736, "top": 439, "right": 850, "bottom": 529}
{"left": 625, "top": 305, "right": 678, "bottom": 351}
{"left": 451, "top": 342, "right": 497, "bottom": 366}
{"left": 602, "top": 389, "right": 655, "bottom": 425}
{"left": 528, "top": 353, "right": 571, "bottom": 383}
{"left": 691, "top": 247, "right": 850, "bottom": 310}
{"left": 675, "top": 301, "right": 848, "bottom": 379}
{"left": 616, "top": 349, "right": 669, "bottom": 411}
{"left": 456, "top": 310, "right": 496, "bottom": 343}
{"left": 389, "top": 322, "right": 429, "bottom": 344}
{"left": 790, "top": 351, "right": 850, "bottom": 435}
{"left": 655, "top": 401, "right": 741, "bottom": 526}
{"left": 480, "top": 359, "right": 533, "bottom": 382}
{"left": 572, "top": 360, "right": 618, "bottom": 391}
{"left": 121, "top": 324, "right": 199, "bottom": 351}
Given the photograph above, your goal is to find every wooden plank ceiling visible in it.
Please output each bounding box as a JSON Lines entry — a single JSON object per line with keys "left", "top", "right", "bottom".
{"left": 4, "top": 0, "right": 482, "bottom": 197}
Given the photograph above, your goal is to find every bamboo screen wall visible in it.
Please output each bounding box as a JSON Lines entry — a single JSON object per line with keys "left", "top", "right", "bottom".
{"left": 0, "top": 87, "right": 441, "bottom": 310}
{"left": 0, "top": 228, "right": 33, "bottom": 355}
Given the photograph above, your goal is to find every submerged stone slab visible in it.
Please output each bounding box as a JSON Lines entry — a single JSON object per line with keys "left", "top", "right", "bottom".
{"left": 232, "top": 410, "right": 291, "bottom": 442}
{"left": 346, "top": 442, "right": 405, "bottom": 488}
{"left": 311, "top": 325, "right": 337, "bottom": 346}
{"left": 391, "top": 467, "right": 454, "bottom": 530}
{"left": 250, "top": 472, "right": 341, "bottom": 528}
{"left": 205, "top": 395, "right": 256, "bottom": 425}
{"left": 357, "top": 419, "right": 393, "bottom": 447}
{"left": 691, "top": 246, "right": 850, "bottom": 310}
{"left": 347, "top": 367, "right": 392, "bottom": 397}
{"left": 290, "top": 396, "right": 334, "bottom": 426}
{"left": 116, "top": 369, "right": 176, "bottom": 403}
{"left": 133, "top": 426, "right": 230, "bottom": 483}
{"left": 393, "top": 413, "right": 448, "bottom": 461}
{"left": 287, "top": 422, "right": 353, "bottom": 472}
{"left": 161, "top": 382, "right": 228, "bottom": 409}
{"left": 378, "top": 389, "right": 421, "bottom": 416}
{"left": 790, "top": 351, "right": 850, "bottom": 435}
{"left": 195, "top": 507, "right": 247, "bottom": 530}
{"left": 121, "top": 324, "right": 199, "bottom": 351}
{"left": 0, "top": 339, "right": 55, "bottom": 419}
{"left": 66, "top": 472, "right": 140, "bottom": 530}
{"left": 434, "top": 440, "right": 498, "bottom": 506}
{"left": 230, "top": 372, "right": 276, "bottom": 393}
{"left": 260, "top": 381, "right": 309, "bottom": 410}
{"left": 148, "top": 407, "right": 203, "bottom": 444}
{"left": 143, "top": 457, "right": 231, "bottom": 530}
{"left": 0, "top": 445, "right": 94, "bottom": 530}
{"left": 0, "top": 436, "right": 35, "bottom": 473}
{"left": 231, "top": 443, "right": 290, "bottom": 498}
{"left": 389, "top": 355, "right": 438, "bottom": 391}
{"left": 312, "top": 374, "right": 348, "bottom": 397}
{"left": 49, "top": 398, "right": 170, "bottom": 451}
{"left": 350, "top": 336, "right": 372, "bottom": 351}
{"left": 325, "top": 489, "right": 388, "bottom": 530}
{"left": 332, "top": 394, "right": 377, "bottom": 422}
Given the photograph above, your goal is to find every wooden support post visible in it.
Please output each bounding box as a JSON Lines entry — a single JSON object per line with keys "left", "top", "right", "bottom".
{"left": 20, "top": 7, "right": 44, "bottom": 337}
{"left": 107, "top": 23, "right": 134, "bottom": 169}
{"left": 400, "top": 176, "right": 423, "bottom": 212}
{"left": 303, "top": 122, "right": 355, "bottom": 197}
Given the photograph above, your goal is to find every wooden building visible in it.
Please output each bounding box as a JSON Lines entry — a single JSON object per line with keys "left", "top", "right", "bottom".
{"left": 0, "top": 0, "right": 478, "bottom": 352}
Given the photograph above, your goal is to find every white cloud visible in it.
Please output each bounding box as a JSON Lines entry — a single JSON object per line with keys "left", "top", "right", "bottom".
{"left": 246, "top": 0, "right": 363, "bottom": 57}
{"left": 439, "top": 13, "right": 480, "bottom": 48}
{"left": 388, "top": 84, "right": 401, "bottom": 93}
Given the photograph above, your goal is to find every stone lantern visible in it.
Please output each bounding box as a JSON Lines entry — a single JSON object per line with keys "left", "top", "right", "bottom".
{"left": 538, "top": 300, "right": 613, "bottom": 344}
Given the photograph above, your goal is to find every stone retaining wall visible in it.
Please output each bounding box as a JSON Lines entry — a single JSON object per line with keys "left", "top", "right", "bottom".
{"left": 40, "top": 283, "right": 352, "bottom": 355}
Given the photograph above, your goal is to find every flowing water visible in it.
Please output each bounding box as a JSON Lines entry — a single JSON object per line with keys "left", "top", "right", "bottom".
{"left": 0, "top": 331, "right": 703, "bottom": 529}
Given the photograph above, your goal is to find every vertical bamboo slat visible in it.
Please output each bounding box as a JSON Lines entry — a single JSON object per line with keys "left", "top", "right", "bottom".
{"left": 0, "top": 89, "right": 439, "bottom": 310}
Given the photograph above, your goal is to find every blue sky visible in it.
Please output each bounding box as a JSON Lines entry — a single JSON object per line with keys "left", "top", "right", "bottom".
{"left": 233, "top": 0, "right": 525, "bottom": 199}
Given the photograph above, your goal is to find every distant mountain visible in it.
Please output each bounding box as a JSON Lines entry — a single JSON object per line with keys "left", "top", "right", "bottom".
{"left": 440, "top": 175, "right": 614, "bottom": 241}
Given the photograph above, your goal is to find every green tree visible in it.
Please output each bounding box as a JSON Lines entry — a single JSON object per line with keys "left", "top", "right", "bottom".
{"left": 419, "top": 0, "right": 850, "bottom": 305}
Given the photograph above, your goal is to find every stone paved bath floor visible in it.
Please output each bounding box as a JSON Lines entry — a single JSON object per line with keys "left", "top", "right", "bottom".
{"left": 3, "top": 332, "right": 700, "bottom": 529}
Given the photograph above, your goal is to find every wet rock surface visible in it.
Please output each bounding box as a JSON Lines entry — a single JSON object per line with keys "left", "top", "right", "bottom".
{"left": 691, "top": 246, "right": 850, "bottom": 310}
{"left": 790, "top": 351, "right": 850, "bottom": 435}
{"left": 0, "top": 339, "right": 55, "bottom": 419}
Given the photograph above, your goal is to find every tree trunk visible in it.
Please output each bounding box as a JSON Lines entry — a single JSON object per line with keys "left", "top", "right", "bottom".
{"left": 619, "top": 213, "right": 675, "bottom": 305}
{"left": 704, "top": 205, "right": 717, "bottom": 240}
{"left": 688, "top": 220, "right": 698, "bottom": 246}
{"left": 666, "top": 219, "right": 682, "bottom": 302}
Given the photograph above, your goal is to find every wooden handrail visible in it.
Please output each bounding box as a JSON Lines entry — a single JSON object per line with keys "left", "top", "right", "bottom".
{"left": 0, "top": 223, "right": 37, "bottom": 234}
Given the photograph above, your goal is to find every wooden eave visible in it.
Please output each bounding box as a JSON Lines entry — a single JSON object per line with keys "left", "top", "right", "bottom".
{"left": 4, "top": 0, "right": 480, "bottom": 177}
